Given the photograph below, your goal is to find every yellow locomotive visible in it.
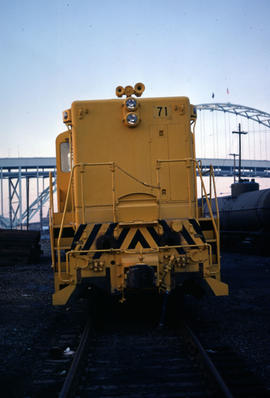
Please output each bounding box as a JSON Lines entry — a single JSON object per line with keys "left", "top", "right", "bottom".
{"left": 49, "top": 83, "right": 228, "bottom": 305}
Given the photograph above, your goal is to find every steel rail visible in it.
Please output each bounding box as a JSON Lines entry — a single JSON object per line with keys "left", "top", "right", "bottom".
{"left": 58, "top": 319, "right": 91, "bottom": 398}
{"left": 58, "top": 315, "right": 233, "bottom": 397}
{"left": 182, "top": 322, "right": 234, "bottom": 398}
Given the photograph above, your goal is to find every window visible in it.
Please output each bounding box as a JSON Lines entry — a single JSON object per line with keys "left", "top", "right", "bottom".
{"left": 60, "top": 142, "right": 71, "bottom": 172}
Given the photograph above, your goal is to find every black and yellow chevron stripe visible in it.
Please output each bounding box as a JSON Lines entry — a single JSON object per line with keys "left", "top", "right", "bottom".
{"left": 70, "top": 219, "right": 206, "bottom": 259}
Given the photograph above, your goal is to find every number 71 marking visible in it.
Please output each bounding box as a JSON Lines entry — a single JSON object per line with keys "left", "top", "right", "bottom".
{"left": 157, "top": 106, "right": 168, "bottom": 117}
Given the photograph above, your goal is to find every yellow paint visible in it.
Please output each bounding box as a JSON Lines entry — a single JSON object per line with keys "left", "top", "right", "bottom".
{"left": 49, "top": 83, "right": 228, "bottom": 305}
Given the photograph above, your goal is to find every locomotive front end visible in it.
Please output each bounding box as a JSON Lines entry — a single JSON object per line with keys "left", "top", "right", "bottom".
{"left": 50, "top": 84, "right": 228, "bottom": 305}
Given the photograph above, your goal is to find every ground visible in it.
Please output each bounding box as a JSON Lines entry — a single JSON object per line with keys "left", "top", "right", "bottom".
{"left": 196, "top": 252, "right": 270, "bottom": 388}
{"left": 0, "top": 244, "right": 269, "bottom": 397}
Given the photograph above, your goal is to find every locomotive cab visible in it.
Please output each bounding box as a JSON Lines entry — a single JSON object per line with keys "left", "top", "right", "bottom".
{"left": 50, "top": 83, "right": 228, "bottom": 305}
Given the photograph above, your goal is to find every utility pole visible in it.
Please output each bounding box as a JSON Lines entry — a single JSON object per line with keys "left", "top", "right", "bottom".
{"left": 26, "top": 177, "right": 29, "bottom": 231}
{"left": 232, "top": 123, "right": 247, "bottom": 182}
{"left": 229, "top": 153, "right": 239, "bottom": 183}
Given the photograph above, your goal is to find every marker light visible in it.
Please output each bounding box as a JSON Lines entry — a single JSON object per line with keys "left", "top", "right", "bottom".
{"left": 62, "top": 109, "right": 72, "bottom": 124}
{"left": 125, "top": 98, "right": 137, "bottom": 111}
{"left": 126, "top": 113, "right": 139, "bottom": 127}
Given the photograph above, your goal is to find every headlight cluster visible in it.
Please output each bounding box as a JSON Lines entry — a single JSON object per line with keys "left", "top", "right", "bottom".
{"left": 126, "top": 113, "right": 138, "bottom": 126}
{"left": 124, "top": 98, "right": 140, "bottom": 127}
{"left": 125, "top": 98, "right": 137, "bottom": 111}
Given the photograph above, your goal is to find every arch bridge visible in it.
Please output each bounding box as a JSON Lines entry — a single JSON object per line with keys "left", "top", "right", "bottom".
{"left": 1, "top": 103, "right": 270, "bottom": 229}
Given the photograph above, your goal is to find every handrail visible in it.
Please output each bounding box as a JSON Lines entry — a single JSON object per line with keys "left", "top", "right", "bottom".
{"left": 55, "top": 158, "right": 218, "bottom": 282}
{"left": 56, "top": 161, "right": 159, "bottom": 282}
{"left": 196, "top": 162, "right": 220, "bottom": 270}
{"left": 198, "top": 163, "right": 220, "bottom": 230}
{"left": 64, "top": 242, "right": 213, "bottom": 277}
{"left": 56, "top": 162, "right": 114, "bottom": 282}
{"left": 49, "top": 172, "right": 56, "bottom": 268}
{"left": 57, "top": 161, "right": 160, "bottom": 249}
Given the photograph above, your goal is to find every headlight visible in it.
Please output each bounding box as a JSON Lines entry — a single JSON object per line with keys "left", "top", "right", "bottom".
{"left": 125, "top": 98, "right": 137, "bottom": 111}
{"left": 126, "top": 113, "right": 139, "bottom": 127}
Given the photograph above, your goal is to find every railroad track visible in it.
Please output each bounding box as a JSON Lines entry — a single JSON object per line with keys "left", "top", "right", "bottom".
{"left": 58, "top": 302, "right": 234, "bottom": 398}
{"left": 30, "top": 301, "right": 89, "bottom": 398}
{"left": 201, "top": 345, "right": 270, "bottom": 397}
{"left": 31, "top": 295, "right": 270, "bottom": 398}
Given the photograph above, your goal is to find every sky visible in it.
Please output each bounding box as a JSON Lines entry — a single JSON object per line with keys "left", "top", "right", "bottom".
{"left": 1, "top": 0, "right": 270, "bottom": 158}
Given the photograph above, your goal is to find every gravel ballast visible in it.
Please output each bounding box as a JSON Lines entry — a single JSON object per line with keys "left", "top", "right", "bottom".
{"left": 0, "top": 246, "right": 269, "bottom": 397}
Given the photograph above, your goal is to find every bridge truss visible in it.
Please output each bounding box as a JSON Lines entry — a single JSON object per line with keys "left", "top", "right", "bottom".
{"left": 1, "top": 103, "right": 270, "bottom": 230}
{"left": 196, "top": 103, "right": 270, "bottom": 129}
{"left": 0, "top": 158, "right": 56, "bottom": 229}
